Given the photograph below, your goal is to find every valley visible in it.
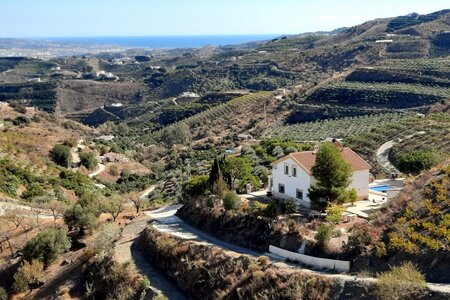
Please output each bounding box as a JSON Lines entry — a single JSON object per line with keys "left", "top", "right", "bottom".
{"left": 0, "top": 7, "right": 449, "bottom": 300}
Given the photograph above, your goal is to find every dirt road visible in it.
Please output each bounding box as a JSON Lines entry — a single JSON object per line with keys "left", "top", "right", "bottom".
{"left": 114, "top": 213, "right": 186, "bottom": 300}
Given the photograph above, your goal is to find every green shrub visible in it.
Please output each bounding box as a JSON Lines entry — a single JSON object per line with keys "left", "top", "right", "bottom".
{"left": 0, "top": 172, "right": 20, "bottom": 196}
{"left": 84, "top": 255, "right": 149, "bottom": 300}
{"left": 12, "top": 116, "right": 30, "bottom": 126}
{"left": 315, "top": 224, "right": 333, "bottom": 247}
{"left": 251, "top": 201, "right": 268, "bottom": 216}
{"left": 109, "top": 164, "right": 119, "bottom": 176}
{"left": 50, "top": 144, "right": 72, "bottom": 168}
{"left": 375, "top": 262, "right": 426, "bottom": 300}
{"left": 0, "top": 287, "right": 7, "bottom": 300}
{"left": 264, "top": 200, "right": 278, "bottom": 218}
{"left": 13, "top": 260, "right": 44, "bottom": 292}
{"left": 252, "top": 200, "right": 278, "bottom": 218}
{"left": 21, "top": 183, "right": 47, "bottom": 200}
{"left": 223, "top": 191, "right": 240, "bottom": 210}
{"left": 279, "top": 198, "right": 296, "bottom": 214}
{"left": 62, "top": 139, "right": 78, "bottom": 147}
{"left": 346, "top": 222, "right": 373, "bottom": 255}
{"left": 115, "top": 173, "right": 155, "bottom": 194}
{"left": 94, "top": 223, "right": 121, "bottom": 256}
{"left": 325, "top": 205, "right": 344, "bottom": 226}
{"left": 64, "top": 194, "right": 101, "bottom": 235}
{"left": 57, "top": 170, "right": 97, "bottom": 195}
{"left": 79, "top": 151, "right": 98, "bottom": 170}
{"left": 397, "top": 150, "right": 442, "bottom": 174}
{"left": 183, "top": 175, "right": 209, "bottom": 198}
{"left": 22, "top": 228, "right": 71, "bottom": 267}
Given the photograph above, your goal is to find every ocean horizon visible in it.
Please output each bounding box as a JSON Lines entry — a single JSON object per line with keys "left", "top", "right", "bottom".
{"left": 37, "top": 34, "right": 282, "bottom": 49}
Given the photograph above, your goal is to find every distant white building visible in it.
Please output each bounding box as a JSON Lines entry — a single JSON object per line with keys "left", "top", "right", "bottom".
{"left": 375, "top": 39, "right": 393, "bottom": 43}
{"left": 95, "top": 135, "right": 115, "bottom": 142}
{"left": 269, "top": 144, "right": 371, "bottom": 207}
{"left": 180, "top": 92, "right": 199, "bottom": 98}
{"left": 276, "top": 88, "right": 287, "bottom": 95}
{"left": 96, "top": 70, "right": 106, "bottom": 77}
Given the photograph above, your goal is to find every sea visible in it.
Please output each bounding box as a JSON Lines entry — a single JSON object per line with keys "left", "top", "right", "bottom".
{"left": 42, "top": 35, "right": 281, "bottom": 49}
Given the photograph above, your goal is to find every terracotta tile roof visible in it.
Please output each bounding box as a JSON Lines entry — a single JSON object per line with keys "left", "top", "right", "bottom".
{"left": 273, "top": 147, "right": 371, "bottom": 174}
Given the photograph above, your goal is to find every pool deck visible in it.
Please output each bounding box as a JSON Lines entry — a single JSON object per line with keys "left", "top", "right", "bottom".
{"left": 346, "top": 192, "right": 387, "bottom": 218}
{"left": 370, "top": 178, "right": 405, "bottom": 188}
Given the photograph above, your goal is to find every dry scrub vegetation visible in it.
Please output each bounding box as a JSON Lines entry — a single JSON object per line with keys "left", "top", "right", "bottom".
{"left": 139, "top": 226, "right": 334, "bottom": 300}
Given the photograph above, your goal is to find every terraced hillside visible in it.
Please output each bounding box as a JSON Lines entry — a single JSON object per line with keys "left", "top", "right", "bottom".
{"left": 346, "top": 113, "right": 450, "bottom": 176}
{"left": 306, "top": 58, "right": 450, "bottom": 109}
{"left": 286, "top": 57, "right": 450, "bottom": 124}
{"left": 349, "top": 58, "right": 450, "bottom": 86}
{"left": 113, "top": 92, "right": 282, "bottom": 148}
{"left": 355, "top": 161, "right": 450, "bottom": 282}
{"left": 154, "top": 92, "right": 280, "bottom": 143}
{"left": 0, "top": 81, "right": 57, "bottom": 112}
{"left": 264, "top": 112, "right": 417, "bottom": 142}
{"left": 0, "top": 57, "right": 57, "bottom": 83}
{"left": 57, "top": 80, "right": 143, "bottom": 113}
{"left": 307, "top": 81, "right": 450, "bottom": 108}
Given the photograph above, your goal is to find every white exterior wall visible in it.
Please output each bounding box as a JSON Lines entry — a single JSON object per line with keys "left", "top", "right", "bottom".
{"left": 272, "top": 159, "right": 370, "bottom": 206}
{"left": 269, "top": 245, "right": 350, "bottom": 272}
{"left": 350, "top": 170, "right": 369, "bottom": 199}
{"left": 271, "top": 158, "right": 312, "bottom": 207}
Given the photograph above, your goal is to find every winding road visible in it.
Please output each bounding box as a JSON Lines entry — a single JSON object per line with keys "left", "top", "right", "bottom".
{"left": 88, "top": 163, "right": 106, "bottom": 178}
{"left": 376, "top": 140, "right": 400, "bottom": 175}
{"left": 0, "top": 199, "right": 57, "bottom": 219}
{"left": 143, "top": 205, "right": 450, "bottom": 295}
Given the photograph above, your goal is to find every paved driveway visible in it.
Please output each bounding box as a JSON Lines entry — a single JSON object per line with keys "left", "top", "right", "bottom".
{"left": 146, "top": 205, "right": 450, "bottom": 295}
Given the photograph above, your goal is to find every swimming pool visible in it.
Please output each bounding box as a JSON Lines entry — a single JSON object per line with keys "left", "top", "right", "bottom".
{"left": 369, "top": 185, "right": 395, "bottom": 193}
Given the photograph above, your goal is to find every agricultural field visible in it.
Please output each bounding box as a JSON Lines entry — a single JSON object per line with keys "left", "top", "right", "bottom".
{"left": 346, "top": 113, "right": 450, "bottom": 176}
{"left": 264, "top": 112, "right": 417, "bottom": 142}
{"left": 306, "top": 81, "right": 450, "bottom": 108}
{"left": 389, "top": 119, "right": 450, "bottom": 173}
{"left": 0, "top": 82, "right": 57, "bottom": 112}
{"left": 152, "top": 91, "right": 277, "bottom": 143}
{"left": 377, "top": 58, "right": 450, "bottom": 76}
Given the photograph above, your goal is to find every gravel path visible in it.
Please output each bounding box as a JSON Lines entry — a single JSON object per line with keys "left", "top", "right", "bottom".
{"left": 88, "top": 163, "right": 106, "bottom": 178}
{"left": 114, "top": 214, "right": 186, "bottom": 300}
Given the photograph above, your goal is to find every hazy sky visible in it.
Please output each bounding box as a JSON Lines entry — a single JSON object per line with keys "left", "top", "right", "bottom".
{"left": 1, "top": 0, "right": 449, "bottom": 37}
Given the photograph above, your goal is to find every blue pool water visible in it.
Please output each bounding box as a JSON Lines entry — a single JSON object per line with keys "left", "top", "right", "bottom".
{"left": 370, "top": 185, "right": 395, "bottom": 192}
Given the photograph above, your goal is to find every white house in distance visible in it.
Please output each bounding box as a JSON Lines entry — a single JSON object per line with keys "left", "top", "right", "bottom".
{"left": 269, "top": 145, "right": 371, "bottom": 207}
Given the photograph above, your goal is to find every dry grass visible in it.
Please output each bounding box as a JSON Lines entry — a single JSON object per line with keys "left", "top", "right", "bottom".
{"left": 139, "top": 226, "right": 335, "bottom": 300}
{"left": 95, "top": 162, "right": 150, "bottom": 184}
{"left": 0, "top": 106, "right": 92, "bottom": 172}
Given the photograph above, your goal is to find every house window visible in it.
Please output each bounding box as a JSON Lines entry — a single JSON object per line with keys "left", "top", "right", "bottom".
{"left": 296, "top": 189, "right": 303, "bottom": 200}
{"left": 292, "top": 166, "right": 297, "bottom": 177}
{"left": 278, "top": 184, "right": 285, "bottom": 194}
{"left": 284, "top": 164, "right": 289, "bottom": 175}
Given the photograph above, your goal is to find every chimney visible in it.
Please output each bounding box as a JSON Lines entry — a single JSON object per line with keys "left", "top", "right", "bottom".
{"left": 312, "top": 144, "right": 319, "bottom": 154}
{"left": 333, "top": 139, "right": 344, "bottom": 151}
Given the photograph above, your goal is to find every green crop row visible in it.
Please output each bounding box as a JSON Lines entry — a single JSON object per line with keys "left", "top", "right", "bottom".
{"left": 264, "top": 112, "right": 417, "bottom": 142}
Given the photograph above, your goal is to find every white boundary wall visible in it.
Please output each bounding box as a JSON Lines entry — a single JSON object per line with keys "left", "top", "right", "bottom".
{"left": 269, "top": 245, "right": 350, "bottom": 272}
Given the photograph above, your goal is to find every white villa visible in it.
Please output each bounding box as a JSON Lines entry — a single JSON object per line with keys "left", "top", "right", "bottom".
{"left": 268, "top": 145, "right": 371, "bottom": 207}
